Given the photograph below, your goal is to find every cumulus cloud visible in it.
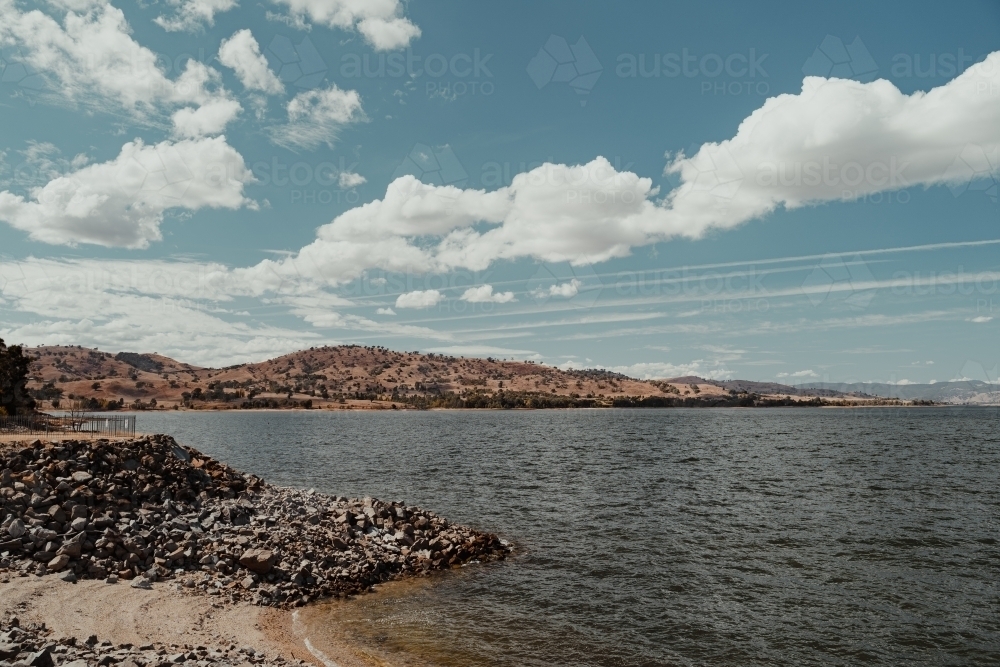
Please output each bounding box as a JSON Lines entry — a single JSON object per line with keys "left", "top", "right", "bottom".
{"left": 154, "top": 0, "right": 238, "bottom": 32}
{"left": 269, "top": 0, "right": 420, "bottom": 50}
{"left": 356, "top": 16, "right": 421, "bottom": 51}
{"left": 268, "top": 84, "right": 364, "bottom": 149}
{"left": 664, "top": 54, "right": 1000, "bottom": 235}
{"left": 969, "top": 315, "right": 993, "bottom": 323}
{"left": 338, "top": 171, "right": 367, "bottom": 188}
{"left": 460, "top": 285, "right": 516, "bottom": 303}
{"left": 171, "top": 98, "right": 243, "bottom": 138}
{"left": 244, "top": 53, "right": 1000, "bottom": 288}
{"left": 0, "top": 0, "right": 239, "bottom": 131}
{"left": 395, "top": 289, "right": 443, "bottom": 309}
{"left": 0, "top": 136, "right": 255, "bottom": 248}
{"left": 533, "top": 279, "right": 580, "bottom": 299}
{"left": 218, "top": 29, "right": 284, "bottom": 95}
{"left": 376, "top": 307, "right": 395, "bottom": 315}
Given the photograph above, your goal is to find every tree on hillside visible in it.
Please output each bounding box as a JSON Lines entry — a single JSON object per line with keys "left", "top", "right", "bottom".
{"left": 0, "top": 338, "right": 36, "bottom": 415}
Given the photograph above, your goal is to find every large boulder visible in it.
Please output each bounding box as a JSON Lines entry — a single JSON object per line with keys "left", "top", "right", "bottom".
{"left": 7, "top": 519, "right": 25, "bottom": 538}
{"left": 57, "top": 533, "right": 85, "bottom": 558}
{"left": 47, "top": 554, "right": 71, "bottom": 571}
{"left": 239, "top": 549, "right": 276, "bottom": 574}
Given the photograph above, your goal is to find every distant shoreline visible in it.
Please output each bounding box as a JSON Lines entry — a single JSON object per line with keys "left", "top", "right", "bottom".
{"left": 39, "top": 400, "right": 975, "bottom": 418}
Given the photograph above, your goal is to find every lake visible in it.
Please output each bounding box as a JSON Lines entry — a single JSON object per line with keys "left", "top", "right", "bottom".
{"left": 129, "top": 407, "right": 999, "bottom": 666}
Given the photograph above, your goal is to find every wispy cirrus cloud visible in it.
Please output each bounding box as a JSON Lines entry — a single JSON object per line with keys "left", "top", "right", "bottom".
{"left": 154, "top": 0, "right": 238, "bottom": 32}
{"left": 268, "top": 84, "right": 365, "bottom": 149}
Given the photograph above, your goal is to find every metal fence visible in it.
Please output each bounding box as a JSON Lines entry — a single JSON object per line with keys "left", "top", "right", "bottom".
{"left": 0, "top": 414, "right": 137, "bottom": 438}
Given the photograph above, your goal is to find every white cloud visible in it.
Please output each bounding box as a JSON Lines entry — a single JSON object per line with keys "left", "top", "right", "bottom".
{"left": 0, "top": 256, "right": 457, "bottom": 365}
{"left": 0, "top": 257, "right": 320, "bottom": 367}
{"left": 269, "top": 0, "right": 420, "bottom": 50}
{"left": 245, "top": 53, "right": 1000, "bottom": 288}
{"left": 0, "top": 1, "right": 239, "bottom": 131}
{"left": 218, "top": 29, "right": 284, "bottom": 95}
{"left": 560, "top": 360, "right": 732, "bottom": 381}
{"left": 278, "top": 293, "right": 447, "bottom": 338}
{"left": 0, "top": 142, "right": 89, "bottom": 189}
{"left": 269, "top": 84, "right": 365, "bottom": 149}
{"left": 154, "top": 0, "right": 238, "bottom": 32}
{"left": 338, "top": 171, "right": 367, "bottom": 188}
{"left": 0, "top": 136, "right": 255, "bottom": 248}
{"left": 171, "top": 98, "right": 243, "bottom": 138}
{"left": 777, "top": 369, "right": 819, "bottom": 378}
{"left": 969, "top": 315, "right": 993, "bottom": 323}
{"left": 356, "top": 16, "right": 421, "bottom": 51}
{"left": 533, "top": 279, "right": 581, "bottom": 299}
{"left": 460, "top": 285, "right": 516, "bottom": 303}
{"left": 376, "top": 307, "right": 395, "bottom": 315}
{"left": 395, "top": 289, "right": 443, "bottom": 309}
{"left": 664, "top": 55, "right": 1000, "bottom": 236}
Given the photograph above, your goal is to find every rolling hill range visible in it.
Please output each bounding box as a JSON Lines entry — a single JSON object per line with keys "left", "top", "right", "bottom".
{"left": 20, "top": 344, "right": 966, "bottom": 410}
{"left": 24, "top": 344, "right": 725, "bottom": 410}
{"left": 796, "top": 381, "right": 999, "bottom": 405}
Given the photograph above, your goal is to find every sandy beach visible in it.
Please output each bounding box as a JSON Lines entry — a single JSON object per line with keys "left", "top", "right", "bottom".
{"left": 0, "top": 568, "right": 422, "bottom": 667}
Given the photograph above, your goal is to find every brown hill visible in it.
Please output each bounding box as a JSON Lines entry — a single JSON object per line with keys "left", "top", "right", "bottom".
{"left": 23, "top": 345, "right": 731, "bottom": 410}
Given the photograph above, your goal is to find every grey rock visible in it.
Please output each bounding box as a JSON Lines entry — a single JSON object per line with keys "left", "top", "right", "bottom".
{"left": 0, "top": 539, "right": 22, "bottom": 553}
{"left": 25, "top": 650, "right": 53, "bottom": 667}
{"left": 29, "top": 528, "right": 56, "bottom": 543}
{"left": 6, "top": 521, "right": 25, "bottom": 539}
{"left": 46, "top": 554, "right": 70, "bottom": 572}
{"left": 0, "top": 434, "right": 509, "bottom": 611}
{"left": 56, "top": 534, "right": 84, "bottom": 558}
{"left": 238, "top": 550, "right": 275, "bottom": 575}
{"left": 130, "top": 578, "right": 152, "bottom": 590}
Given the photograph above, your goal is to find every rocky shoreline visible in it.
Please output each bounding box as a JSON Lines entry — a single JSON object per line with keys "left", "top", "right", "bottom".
{"left": 0, "top": 435, "right": 510, "bottom": 609}
{"left": 0, "top": 617, "right": 295, "bottom": 667}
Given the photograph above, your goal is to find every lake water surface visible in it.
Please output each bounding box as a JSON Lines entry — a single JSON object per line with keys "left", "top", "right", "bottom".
{"left": 131, "top": 408, "right": 999, "bottom": 666}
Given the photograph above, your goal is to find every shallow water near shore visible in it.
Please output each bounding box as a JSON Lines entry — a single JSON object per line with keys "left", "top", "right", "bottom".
{"left": 119, "top": 407, "right": 998, "bottom": 666}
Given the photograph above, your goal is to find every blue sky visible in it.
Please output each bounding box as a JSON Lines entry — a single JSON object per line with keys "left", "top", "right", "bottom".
{"left": 0, "top": 0, "right": 998, "bottom": 385}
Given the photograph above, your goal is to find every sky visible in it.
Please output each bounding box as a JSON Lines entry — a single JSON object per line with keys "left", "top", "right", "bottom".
{"left": 0, "top": 0, "right": 998, "bottom": 386}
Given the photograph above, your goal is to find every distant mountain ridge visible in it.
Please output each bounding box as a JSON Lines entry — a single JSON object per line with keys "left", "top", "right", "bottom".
{"left": 667, "top": 376, "right": 999, "bottom": 405}
{"left": 669, "top": 377, "right": 849, "bottom": 398}
{"left": 796, "top": 381, "right": 999, "bottom": 405}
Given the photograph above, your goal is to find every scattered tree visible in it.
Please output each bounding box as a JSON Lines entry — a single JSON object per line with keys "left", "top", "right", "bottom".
{"left": 0, "top": 338, "right": 35, "bottom": 415}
